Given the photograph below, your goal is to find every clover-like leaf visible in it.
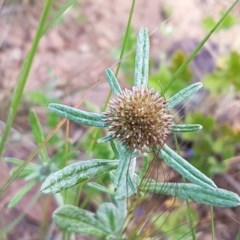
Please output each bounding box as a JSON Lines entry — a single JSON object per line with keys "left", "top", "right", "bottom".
{"left": 142, "top": 182, "right": 240, "bottom": 208}
{"left": 96, "top": 202, "right": 123, "bottom": 234}
{"left": 54, "top": 205, "right": 106, "bottom": 238}
{"left": 41, "top": 159, "right": 118, "bottom": 194}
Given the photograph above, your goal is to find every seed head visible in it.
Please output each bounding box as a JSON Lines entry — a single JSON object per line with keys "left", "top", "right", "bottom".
{"left": 104, "top": 87, "right": 173, "bottom": 150}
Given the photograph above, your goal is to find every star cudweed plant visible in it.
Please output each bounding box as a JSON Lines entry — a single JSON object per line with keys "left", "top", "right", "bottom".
{"left": 41, "top": 27, "right": 240, "bottom": 239}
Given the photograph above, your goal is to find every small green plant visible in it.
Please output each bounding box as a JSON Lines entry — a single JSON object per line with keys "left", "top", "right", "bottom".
{"left": 40, "top": 28, "right": 240, "bottom": 239}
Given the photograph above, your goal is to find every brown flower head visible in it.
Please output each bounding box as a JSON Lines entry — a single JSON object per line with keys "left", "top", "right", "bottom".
{"left": 104, "top": 86, "right": 174, "bottom": 150}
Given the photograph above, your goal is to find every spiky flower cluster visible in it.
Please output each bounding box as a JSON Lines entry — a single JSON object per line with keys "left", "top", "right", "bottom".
{"left": 104, "top": 87, "right": 174, "bottom": 150}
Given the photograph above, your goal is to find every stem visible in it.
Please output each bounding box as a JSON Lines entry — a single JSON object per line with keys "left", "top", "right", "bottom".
{"left": 165, "top": 0, "right": 239, "bottom": 93}
{"left": 211, "top": 206, "right": 215, "bottom": 240}
{"left": 88, "top": 0, "right": 136, "bottom": 153}
{"left": 0, "top": 0, "right": 54, "bottom": 159}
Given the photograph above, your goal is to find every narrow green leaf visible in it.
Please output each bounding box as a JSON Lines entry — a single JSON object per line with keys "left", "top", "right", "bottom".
{"left": 142, "top": 182, "right": 240, "bottom": 208}
{"left": 170, "top": 124, "right": 202, "bottom": 132}
{"left": 167, "top": 82, "right": 203, "bottom": 109}
{"left": 48, "top": 103, "right": 106, "bottom": 127}
{"left": 105, "top": 68, "right": 122, "bottom": 95}
{"left": 8, "top": 181, "right": 36, "bottom": 208}
{"left": 115, "top": 159, "right": 139, "bottom": 200}
{"left": 160, "top": 145, "right": 217, "bottom": 189}
{"left": 41, "top": 159, "right": 118, "bottom": 194}
{"left": 114, "top": 147, "right": 134, "bottom": 190}
{"left": 54, "top": 205, "right": 106, "bottom": 237}
{"left": 0, "top": 0, "right": 54, "bottom": 160}
{"left": 42, "top": 0, "right": 76, "bottom": 36}
{"left": 29, "top": 109, "right": 48, "bottom": 162}
{"left": 6, "top": 158, "right": 38, "bottom": 179}
{"left": 97, "top": 134, "right": 115, "bottom": 144}
{"left": 134, "top": 27, "right": 149, "bottom": 87}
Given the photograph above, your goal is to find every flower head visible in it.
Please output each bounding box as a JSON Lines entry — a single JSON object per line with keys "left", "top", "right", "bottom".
{"left": 104, "top": 86, "right": 173, "bottom": 150}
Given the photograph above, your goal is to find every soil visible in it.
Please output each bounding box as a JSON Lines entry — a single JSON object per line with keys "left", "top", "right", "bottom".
{"left": 0, "top": 0, "right": 240, "bottom": 239}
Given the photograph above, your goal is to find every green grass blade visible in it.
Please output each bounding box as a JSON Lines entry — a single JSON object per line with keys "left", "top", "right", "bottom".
{"left": 0, "top": 0, "right": 54, "bottom": 159}
{"left": 29, "top": 109, "right": 48, "bottom": 163}
{"left": 164, "top": 0, "right": 239, "bottom": 93}
{"left": 7, "top": 181, "right": 36, "bottom": 208}
{"left": 115, "top": 0, "right": 136, "bottom": 77}
{"left": 42, "top": 0, "right": 76, "bottom": 36}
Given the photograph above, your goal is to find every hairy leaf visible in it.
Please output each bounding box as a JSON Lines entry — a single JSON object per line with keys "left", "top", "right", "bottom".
{"left": 134, "top": 27, "right": 149, "bottom": 87}
{"left": 142, "top": 182, "right": 240, "bottom": 207}
{"left": 167, "top": 82, "right": 203, "bottom": 109}
{"left": 54, "top": 205, "right": 106, "bottom": 237}
{"left": 41, "top": 159, "right": 118, "bottom": 194}
{"left": 48, "top": 103, "right": 106, "bottom": 127}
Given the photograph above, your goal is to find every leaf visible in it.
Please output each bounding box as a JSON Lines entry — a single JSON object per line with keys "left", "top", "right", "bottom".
{"left": 134, "top": 27, "right": 149, "bottom": 87}
{"left": 170, "top": 124, "right": 202, "bottom": 132}
{"left": 86, "top": 182, "right": 114, "bottom": 195}
{"left": 142, "top": 182, "right": 240, "bottom": 207}
{"left": 96, "top": 203, "right": 122, "bottom": 233}
{"left": 97, "top": 134, "right": 115, "bottom": 144}
{"left": 8, "top": 181, "right": 36, "bottom": 208}
{"left": 167, "top": 82, "right": 203, "bottom": 109}
{"left": 54, "top": 205, "right": 106, "bottom": 238}
{"left": 160, "top": 145, "right": 217, "bottom": 189}
{"left": 41, "top": 159, "right": 118, "bottom": 194}
{"left": 42, "top": 0, "right": 76, "bottom": 36}
{"left": 29, "top": 109, "right": 48, "bottom": 162}
{"left": 105, "top": 68, "right": 122, "bottom": 95}
{"left": 113, "top": 146, "right": 134, "bottom": 190}
{"left": 6, "top": 157, "right": 38, "bottom": 179}
{"left": 48, "top": 103, "right": 106, "bottom": 127}
{"left": 202, "top": 12, "right": 237, "bottom": 32}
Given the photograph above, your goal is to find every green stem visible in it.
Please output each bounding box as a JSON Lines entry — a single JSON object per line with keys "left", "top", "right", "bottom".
{"left": 186, "top": 200, "right": 197, "bottom": 240}
{"left": 0, "top": 0, "right": 54, "bottom": 159}
{"left": 211, "top": 206, "right": 215, "bottom": 240}
{"left": 115, "top": 0, "right": 136, "bottom": 77}
{"left": 88, "top": 0, "right": 136, "bottom": 152}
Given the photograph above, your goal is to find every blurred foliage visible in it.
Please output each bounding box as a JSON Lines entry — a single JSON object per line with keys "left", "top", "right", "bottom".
{"left": 112, "top": 26, "right": 137, "bottom": 86}
{"left": 149, "top": 50, "right": 192, "bottom": 98}
{"left": 153, "top": 204, "right": 198, "bottom": 239}
{"left": 204, "top": 51, "right": 240, "bottom": 94}
{"left": 202, "top": 11, "right": 237, "bottom": 32}
{"left": 182, "top": 112, "right": 238, "bottom": 176}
